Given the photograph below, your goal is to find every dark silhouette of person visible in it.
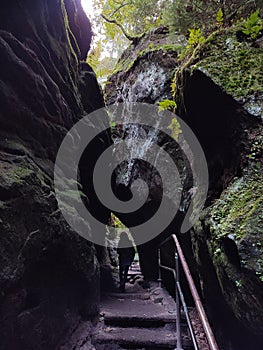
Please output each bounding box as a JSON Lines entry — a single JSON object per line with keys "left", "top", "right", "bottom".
{"left": 117, "top": 232, "right": 135, "bottom": 292}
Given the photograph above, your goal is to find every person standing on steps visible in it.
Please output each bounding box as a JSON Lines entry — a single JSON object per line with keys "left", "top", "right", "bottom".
{"left": 117, "top": 232, "right": 135, "bottom": 292}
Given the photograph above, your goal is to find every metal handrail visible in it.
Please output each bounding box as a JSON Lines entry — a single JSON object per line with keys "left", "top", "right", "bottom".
{"left": 172, "top": 234, "right": 219, "bottom": 350}
{"left": 158, "top": 249, "right": 198, "bottom": 350}
{"left": 158, "top": 234, "right": 219, "bottom": 350}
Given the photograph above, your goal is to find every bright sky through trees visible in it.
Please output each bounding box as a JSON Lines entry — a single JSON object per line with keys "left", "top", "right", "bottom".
{"left": 81, "top": 0, "right": 95, "bottom": 19}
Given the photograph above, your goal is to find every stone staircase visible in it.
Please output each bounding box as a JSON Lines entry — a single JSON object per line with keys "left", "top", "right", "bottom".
{"left": 91, "top": 275, "right": 193, "bottom": 350}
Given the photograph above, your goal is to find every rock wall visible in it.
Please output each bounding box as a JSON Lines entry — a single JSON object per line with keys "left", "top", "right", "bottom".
{"left": 105, "top": 27, "right": 186, "bottom": 105}
{"left": 178, "top": 26, "right": 263, "bottom": 349}
{"left": 0, "top": 1, "right": 109, "bottom": 349}
{"left": 105, "top": 27, "right": 190, "bottom": 281}
{"left": 105, "top": 24, "right": 263, "bottom": 349}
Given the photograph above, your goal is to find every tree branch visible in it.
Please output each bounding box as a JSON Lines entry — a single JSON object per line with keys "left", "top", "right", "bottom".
{"left": 113, "top": 0, "right": 125, "bottom": 4}
{"left": 101, "top": 13, "right": 138, "bottom": 42}
{"left": 110, "top": 2, "right": 131, "bottom": 18}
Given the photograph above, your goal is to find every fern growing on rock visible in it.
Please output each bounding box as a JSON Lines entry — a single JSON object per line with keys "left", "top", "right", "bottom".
{"left": 242, "top": 9, "right": 263, "bottom": 39}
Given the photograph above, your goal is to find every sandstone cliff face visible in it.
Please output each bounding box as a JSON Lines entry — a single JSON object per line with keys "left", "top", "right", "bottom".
{"left": 105, "top": 25, "right": 263, "bottom": 349}
{"left": 0, "top": 1, "right": 109, "bottom": 349}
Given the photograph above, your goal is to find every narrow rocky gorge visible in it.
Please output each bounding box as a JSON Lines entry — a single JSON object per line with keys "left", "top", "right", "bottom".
{"left": 0, "top": 1, "right": 262, "bottom": 350}
{"left": 105, "top": 25, "right": 263, "bottom": 349}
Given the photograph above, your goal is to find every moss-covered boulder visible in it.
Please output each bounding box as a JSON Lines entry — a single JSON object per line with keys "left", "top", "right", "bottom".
{"left": 207, "top": 165, "right": 263, "bottom": 332}
{"left": 175, "top": 23, "right": 263, "bottom": 345}
{"left": 177, "top": 25, "right": 263, "bottom": 119}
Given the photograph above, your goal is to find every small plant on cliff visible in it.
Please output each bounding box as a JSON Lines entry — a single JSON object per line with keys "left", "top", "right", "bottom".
{"left": 216, "top": 8, "right": 224, "bottom": 27}
{"left": 168, "top": 117, "right": 182, "bottom": 141}
{"left": 170, "top": 75, "right": 177, "bottom": 98}
{"left": 242, "top": 9, "right": 263, "bottom": 39}
{"left": 187, "top": 28, "right": 205, "bottom": 48}
{"left": 247, "top": 136, "right": 263, "bottom": 161}
{"left": 110, "top": 213, "right": 125, "bottom": 229}
{"left": 158, "top": 99, "right": 177, "bottom": 112}
{"left": 158, "top": 100, "right": 182, "bottom": 140}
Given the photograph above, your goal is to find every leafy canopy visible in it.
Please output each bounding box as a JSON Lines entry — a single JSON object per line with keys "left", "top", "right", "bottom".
{"left": 87, "top": 0, "right": 262, "bottom": 79}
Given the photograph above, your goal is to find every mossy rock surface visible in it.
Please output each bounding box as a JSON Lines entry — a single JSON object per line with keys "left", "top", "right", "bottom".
{"left": 210, "top": 168, "right": 263, "bottom": 272}
{"left": 175, "top": 23, "right": 263, "bottom": 340}
{"left": 113, "top": 27, "right": 186, "bottom": 75}
{"left": 182, "top": 26, "right": 263, "bottom": 118}
{"left": 199, "top": 128, "right": 263, "bottom": 335}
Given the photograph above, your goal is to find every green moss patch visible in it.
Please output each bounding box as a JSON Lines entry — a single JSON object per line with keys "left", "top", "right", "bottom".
{"left": 0, "top": 162, "right": 34, "bottom": 187}
{"left": 210, "top": 169, "right": 263, "bottom": 241}
{"left": 112, "top": 43, "right": 182, "bottom": 76}
{"left": 209, "top": 158, "right": 263, "bottom": 278}
{"left": 191, "top": 27, "right": 263, "bottom": 101}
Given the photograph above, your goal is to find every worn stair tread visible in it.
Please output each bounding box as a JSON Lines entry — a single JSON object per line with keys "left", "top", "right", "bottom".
{"left": 103, "top": 313, "right": 175, "bottom": 325}
{"left": 104, "top": 292, "right": 148, "bottom": 299}
{"left": 93, "top": 283, "right": 194, "bottom": 349}
{"left": 92, "top": 326, "right": 193, "bottom": 348}
{"left": 100, "top": 296, "right": 176, "bottom": 324}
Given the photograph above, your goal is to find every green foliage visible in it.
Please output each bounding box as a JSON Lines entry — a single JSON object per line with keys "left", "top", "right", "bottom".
{"left": 187, "top": 28, "right": 205, "bottom": 48}
{"left": 90, "top": 0, "right": 167, "bottom": 79}
{"left": 110, "top": 213, "right": 125, "bottom": 229}
{"left": 87, "top": 40, "right": 102, "bottom": 70}
{"left": 168, "top": 117, "right": 182, "bottom": 141}
{"left": 216, "top": 8, "right": 224, "bottom": 27}
{"left": 170, "top": 75, "right": 177, "bottom": 98}
{"left": 93, "top": 0, "right": 165, "bottom": 40}
{"left": 180, "top": 27, "right": 206, "bottom": 59}
{"left": 162, "top": 0, "right": 261, "bottom": 35}
{"left": 242, "top": 9, "right": 263, "bottom": 39}
{"left": 158, "top": 101, "right": 182, "bottom": 141}
{"left": 158, "top": 99, "right": 177, "bottom": 112}
{"left": 247, "top": 136, "right": 263, "bottom": 161}
{"left": 87, "top": 40, "right": 118, "bottom": 80}
{"left": 88, "top": 1, "right": 262, "bottom": 78}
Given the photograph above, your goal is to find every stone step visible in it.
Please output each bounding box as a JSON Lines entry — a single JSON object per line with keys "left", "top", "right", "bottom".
{"left": 104, "top": 292, "right": 149, "bottom": 299}
{"left": 103, "top": 313, "right": 175, "bottom": 328}
{"left": 92, "top": 326, "right": 193, "bottom": 349}
{"left": 104, "top": 317, "right": 171, "bottom": 328}
{"left": 93, "top": 283, "right": 194, "bottom": 350}
{"left": 100, "top": 295, "right": 176, "bottom": 328}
